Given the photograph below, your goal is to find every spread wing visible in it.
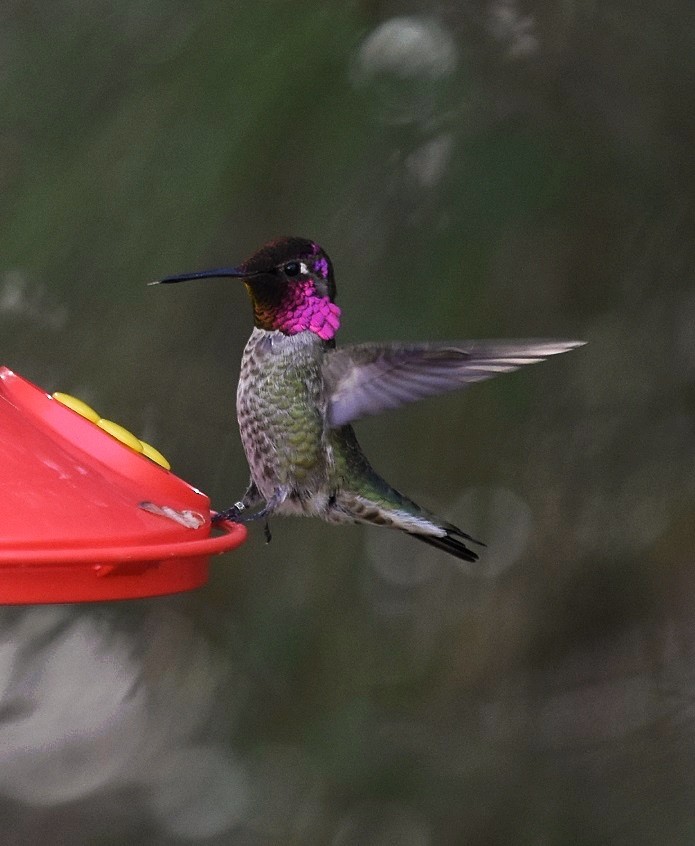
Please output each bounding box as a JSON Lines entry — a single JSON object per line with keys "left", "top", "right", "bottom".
{"left": 323, "top": 339, "right": 584, "bottom": 428}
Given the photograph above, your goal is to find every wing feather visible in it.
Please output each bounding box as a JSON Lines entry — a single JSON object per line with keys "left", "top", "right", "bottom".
{"left": 323, "top": 340, "right": 584, "bottom": 428}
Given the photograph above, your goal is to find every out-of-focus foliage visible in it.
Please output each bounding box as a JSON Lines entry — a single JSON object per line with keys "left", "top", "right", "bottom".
{"left": 0, "top": 0, "right": 694, "bottom": 843}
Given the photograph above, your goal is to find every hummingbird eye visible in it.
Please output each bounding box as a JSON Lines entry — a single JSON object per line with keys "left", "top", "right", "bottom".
{"left": 283, "top": 262, "right": 300, "bottom": 277}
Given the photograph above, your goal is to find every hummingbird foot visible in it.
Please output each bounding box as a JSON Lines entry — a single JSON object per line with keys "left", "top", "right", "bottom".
{"left": 213, "top": 487, "right": 287, "bottom": 527}
{"left": 212, "top": 480, "right": 265, "bottom": 523}
{"left": 212, "top": 501, "right": 247, "bottom": 523}
{"left": 235, "top": 489, "right": 285, "bottom": 522}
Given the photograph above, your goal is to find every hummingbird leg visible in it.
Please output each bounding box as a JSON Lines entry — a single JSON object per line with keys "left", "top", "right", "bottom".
{"left": 213, "top": 503, "right": 247, "bottom": 523}
{"left": 263, "top": 521, "right": 272, "bottom": 543}
{"left": 212, "top": 479, "right": 263, "bottom": 523}
{"left": 213, "top": 486, "right": 287, "bottom": 527}
{"left": 234, "top": 488, "right": 286, "bottom": 522}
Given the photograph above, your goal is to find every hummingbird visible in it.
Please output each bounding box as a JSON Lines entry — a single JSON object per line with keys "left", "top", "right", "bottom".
{"left": 155, "top": 237, "right": 583, "bottom": 562}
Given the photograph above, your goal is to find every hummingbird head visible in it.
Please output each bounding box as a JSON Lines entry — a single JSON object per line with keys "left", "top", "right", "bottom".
{"left": 156, "top": 237, "right": 341, "bottom": 341}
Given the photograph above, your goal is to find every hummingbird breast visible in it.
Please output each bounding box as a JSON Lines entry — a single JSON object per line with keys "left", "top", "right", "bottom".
{"left": 236, "top": 327, "right": 334, "bottom": 513}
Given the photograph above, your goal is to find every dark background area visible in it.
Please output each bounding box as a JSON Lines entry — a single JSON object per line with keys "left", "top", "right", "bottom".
{"left": 0, "top": 1, "right": 694, "bottom": 843}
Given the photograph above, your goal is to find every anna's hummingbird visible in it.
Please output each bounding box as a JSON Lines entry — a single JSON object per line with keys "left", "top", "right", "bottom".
{"left": 156, "top": 237, "right": 583, "bottom": 562}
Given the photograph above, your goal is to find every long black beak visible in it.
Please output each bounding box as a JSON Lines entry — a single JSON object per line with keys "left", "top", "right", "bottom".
{"left": 149, "top": 266, "right": 251, "bottom": 285}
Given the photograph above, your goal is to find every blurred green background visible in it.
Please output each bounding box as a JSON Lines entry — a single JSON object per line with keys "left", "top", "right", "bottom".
{"left": 1, "top": 1, "right": 694, "bottom": 843}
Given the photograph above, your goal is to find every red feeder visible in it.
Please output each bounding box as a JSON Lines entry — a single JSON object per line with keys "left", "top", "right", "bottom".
{"left": 0, "top": 367, "right": 246, "bottom": 604}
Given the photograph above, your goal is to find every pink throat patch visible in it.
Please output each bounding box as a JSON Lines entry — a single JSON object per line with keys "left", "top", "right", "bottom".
{"left": 275, "top": 281, "right": 341, "bottom": 341}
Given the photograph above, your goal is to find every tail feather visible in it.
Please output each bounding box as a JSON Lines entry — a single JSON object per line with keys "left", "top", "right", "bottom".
{"left": 335, "top": 430, "right": 485, "bottom": 563}
{"left": 411, "top": 524, "right": 484, "bottom": 563}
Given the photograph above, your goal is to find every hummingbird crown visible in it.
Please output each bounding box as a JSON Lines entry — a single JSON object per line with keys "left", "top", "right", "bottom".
{"left": 241, "top": 237, "right": 341, "bottom": 341}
